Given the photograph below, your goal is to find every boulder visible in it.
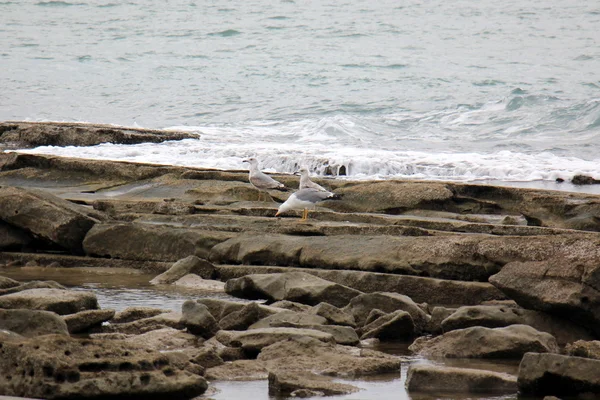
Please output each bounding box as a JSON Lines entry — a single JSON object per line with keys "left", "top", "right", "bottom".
{"left": 181, "top": 300, "right": 219, "bottom": 338}
{"left": 257, "top": 336, "right": 401, "bottom": 377}
{"left": 342, "top": 292, "right": 430, "bottom": 333}
{"left": 566, "top": 340, "right": 600, "bottom": 360}
{"left": 101, "top": 312, "right": 183, "bottom": 335}
{"left": 0, "top": 288, "right": 98, "bottom": 315}
{"left": 225, "top": 272, "right": 363, "bottom": 308}
{"left": 205, "top": 359, "right": 269, "bottom": 381}
{"left": 270, "top": 300, "right": 312, "bottom": 312}
{"left": 409, "top": 325, "right": 559, "bottom": 359}
{"left": 0, "top": 221, "right": 32, "bottom": 250}
{"left": 249, "top": 310, "right": 327, "bottom": 329}
{"left": 173, "top": 275, "right": 225, "bottom": 291}
{"left": 298, "top": 325, "right": 359, "bottom": 346}
{"left": 196, "top": 298, "right": 280, "bottom": 322}
{"left": 0, "top": 309, "right": 68, "bottom": 337}
{"left": 0, "top": 334, "right": 207, "bottom": 399}
{"left": 0, "top": 275, "right": 20, "bottom": 289}
{"left": 441, "top": 305, "right": 594, "bottom": 345}
{"left": 309, "top": 302, "right": 356, "bottom": 327}
{"left": 123, "top": 328, "right": 202, "bottom": 352}
{"left": 406, "top": 364, "right": 517, "bottom": 394}
{"left": 191, "top": 347, "right": 224, "bottom": 369}
{"left": 426, "top": 306, "right": 456, "bottom": 334}
{"left": 360, "top": 310, "right": 415, "bottom": 340}
{"left": 62, "top": 309, "right": 116, "bottom": 334}
{"left": 218, "top": 302, "right": 263, "bottom": 331}
{"left": 268, "top": 371, "right": 359, "bottom": 397}
{"left": 489, "top": 259, "right": 600, "bottom": 335}
{"left": 518, "top": 352, "right": 600, "bottom": 397}
{"left": 0, "top": 186, "right": 100, "bottom": 253}
{"left": 0, "top": 280, "right": 65, "bottom": 296}
{"left": 150, "top": 256, "right": 216, "bottom": 285}
{"left": 225, "top": 327, "right": 335, "bottom": 353}
{"left": 83, "top": 223, "right": 234, "bottom": 262}
{"left": 112, "top": 307, "right": 169, "bottom": 324}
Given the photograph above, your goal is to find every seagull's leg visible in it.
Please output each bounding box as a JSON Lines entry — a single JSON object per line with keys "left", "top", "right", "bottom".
{"left": 300, "top": 208, "right": 308, "bottom": 221}
{"left": 305, "top": 209, "right": 310, "bottom": 220}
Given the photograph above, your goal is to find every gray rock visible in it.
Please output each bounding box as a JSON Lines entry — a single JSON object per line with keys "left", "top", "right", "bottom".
{"left": 0, "top": 186, "right": 100, "bottom": 253}
{"left": 150, "top": 255, "right": 216, "bottom": 284}
{"left": 0, "top": 288, "right": 98, "bottom": 315}
{"left": 518, "top": 352, "right": 600, "bottom": 397}
{"left": 406, "top": 364, "right": 517, "bottom": 394}
{"left": 566, "top": 340, "right": 600, "bottom": 360}
{"left": 191, "top": 347, "right": 224, "bottom": 369}
{"left": 101, "top": 311, "right": 184, "bottom": 335}
{"left": 226, "top": 327, "right": 335, "bottom": 353}
{"left": 0, "top": 309, "right": 68, "bottom": 337}
{"left": 218, "top": 302, "right": 263, "bottom": 331}
{"left": 196, "top": 298, "right": 280, "bottom": 321}
{"left": 112, "top": 307, "right": 169, "bottom": 324}
{"left": 360, "top": 310, "right": 415, "bottom": 340}
{"left": 123, "top": 328, "right": 202, "bottom": 351}
{"left": 270, "top": 300, "right": 312, "bottom": 312}
{"left": 225, "top": 271, "right": 363, "bottom": 308}
{"left": 63, "top": 309, "right": 115, "bottom": 334}
{"left": 409, "top": 324, "right": 559, "bottom": 359}
{"left": 0, "top": 275, "right": 20, "bottom": 289}
{"left": 173, "top": 274, "right": 225, "bottom": 291}
{"left": 0, "top": 280, "right": 66, "bottom": 296}
{"left": 268, "top": 371, "right": 359, "bottom": 396}
{"left": 249, "top": 310, "right": 327, "bottom": 330}
{"left": 426, "top": 306, "right": 456, "bottom": 334}
{"left": 342, "top": 292, "right": 430, "bottom": 333}
{"left": 181, "top": 300, "right": 219, "bottom": 338}
{"left": 0, "top": 221, "right": 32, "bottom": 250}
{"left": 310, "top": 302, "right": 356, "bottom": 327}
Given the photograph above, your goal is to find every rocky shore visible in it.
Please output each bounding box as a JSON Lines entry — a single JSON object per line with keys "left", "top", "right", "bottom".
{"left": 0, "top": 122, "right": 599, "bottom": 399}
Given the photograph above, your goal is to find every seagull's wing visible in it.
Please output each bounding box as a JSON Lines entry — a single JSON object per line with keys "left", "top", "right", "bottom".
{"left": 250, "top": 170, "right": 285, "bottom": 190}
{"left": 294, "top": 188, "right": 338, "bottom": 203}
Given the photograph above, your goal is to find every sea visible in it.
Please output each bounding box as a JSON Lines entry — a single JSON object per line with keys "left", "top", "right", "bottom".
{"left": 2, "top": 0, "right": 600, "bottom": 187}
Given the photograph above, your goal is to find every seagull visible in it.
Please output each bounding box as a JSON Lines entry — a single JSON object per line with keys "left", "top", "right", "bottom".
{"left": 275, "top": 188, "right": 342, "bottom": 221}
{"left": 242, "top": 157, "right": 288, "bottom": 201}
{"left": 297, "top": 167, "right": 328, "bottom": 192}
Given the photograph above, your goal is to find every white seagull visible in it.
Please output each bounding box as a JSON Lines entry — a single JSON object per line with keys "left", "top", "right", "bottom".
{"left": 275, "top": 188, "right": 342, "bottom": 221}
{"left": 297, "top": 167, "right": 328, "bottom": 192}
{"left": 242, "top": 157, "right": 288, "bottom": 201}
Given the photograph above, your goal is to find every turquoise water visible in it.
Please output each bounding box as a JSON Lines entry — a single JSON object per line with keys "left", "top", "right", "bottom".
{"left": 2, "top": 0, "right": 600, "bottom": 181}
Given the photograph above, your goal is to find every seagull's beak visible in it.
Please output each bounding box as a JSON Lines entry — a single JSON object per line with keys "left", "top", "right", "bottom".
{"left": 275, "top": 211, "right": 281, "bottom": 217}
{"left": 293, "top": 171, "right": 300, "bottom": 176}
{"left": 242, "top": 159, "right": 249, "bottom": 163}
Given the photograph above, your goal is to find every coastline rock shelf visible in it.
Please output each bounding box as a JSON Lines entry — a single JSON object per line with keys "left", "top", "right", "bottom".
{"left": 1, "top": 122, "right": 599, "bottom": 399}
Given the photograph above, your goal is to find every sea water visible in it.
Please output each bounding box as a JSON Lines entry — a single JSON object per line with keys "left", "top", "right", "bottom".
{"left": 2, "top": 0, "right": 600, "bottom": 183}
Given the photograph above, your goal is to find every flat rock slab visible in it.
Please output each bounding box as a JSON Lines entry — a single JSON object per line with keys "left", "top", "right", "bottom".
{"left": 150, "top": 255, "right": 216, "bottom": 284}
{"left": 0, "top": 333, "right": 207, "bottom": 399}
{"left": 0, "top": 309, "right": 69, "bottom": 337}
{"left": 0, "top": 288, "right": 99, "bottom": 315}
{"left": 489, "top": 259, "right": 600, "bottom": 336}
{"left": 0, "top": 186, "right": 100, "bottom": 253}
{"left": 225, "top": 271, "right": 363, "bottom": 308}
{"left": 0, "top": 121, "right": 198, "bottom": 148}
{"left": 83, "top": 222, "right": 235, "bottom": 262}
{"left": 223, "top": 327, "right": 335, "bottom": 353}
{"left": 174, "top": 274, "right": 225, "bottom": 292}
{"left": 518, "top": 352, "right": 600, "bottom": 397}
{"left": 409, "top": 324, "right": 559, "bottom": 359}
{"left": 406, "top": 364, "right": 517, "bottom": 394}
{"left": 268, "top": 371, "right": 359, "bottom": 397}
{"left": 63, "top": 309, "right": 115, "bottom": 334}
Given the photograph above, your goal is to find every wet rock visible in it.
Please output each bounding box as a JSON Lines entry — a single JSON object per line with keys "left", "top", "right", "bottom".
{"left": 123, "top": 328, "right": 202, "bottom": 352}
{"left": 181, "top": 300, "right": 219, "bottom": 338}
{"left": 102, "top": 312, "right": 184, "bottom": 335}
{"left": 225, "top": 327, "right": 335, "bottom": 354}
{"left": 112, "top": 306, "right": 170, "bottom": 324}
{"left": 0, "top": 309, "right": 68, "bottom": 337}
{"left": 0, "top": 288, "right": 98, "bottom": 315}
{"left": 218, "top": 302, "right": 263, "bottom": 331}
{"left": 257, "top": 336, "right": 401, "bottom": 377}
{"left": 225, "top": 271, "right": 363, "bottom": 308}
{"left": 518, "top": 352, "right": 600, "bottom": 397}
{"left": 268, "top": 371, "right": 359, "bottom": 397}
{"left": 0, "top": 275, "right": 20, "bottom": 289}
{"left": 365, "top": 309, "right": 387, "bottom": 325}
{"left": 300, "top": 325, "right": 359, "bottom": 346}
{"left": 309, "top": 302, "right": 357, "bottom": 327}
{"left": 204, "top": 337, "right": 247, "bottom": 362}
{"left": 0, "top": 186, "right": 100, "bottom": 253}
{"left": 426, "top": 306, "right": 456, "bottom": 334}
{"left": 0, "top": 280, "right": 66, "bottom": 296}
{"left": 409, "top": 324, "right": 559, "bottom": 359}
{"left": 249, "top": 310, "right": 328, "bottom": 330}
{"left": 196, "top": 298, "right": 280, "bottom": 322}
{"left": 150, "top": 255, "right": 216, "bottom": 285}
{"left": 489, "top": 259, "right": 600, "bottom": 335}
{"left": 572, "top": 175, "right": 600, "bottom": 185}
{"left": 360, "top": 310, "right": 415, "bottom": 340}
{"left": 406, "top": 364, "right": 517, "bottom": 394}
{"left": 63, "top": 309, "right": 115, "bottom": 334}
{"left": 83, "top": 222, "right": 234, "bottom": 262}
{"left": 0, "top": 334, "right": 207, "bottom": 399}
{"left": 174, "top": 274, "right": 225, "bottom": 291}
{"left": 0, "top": 121, "right": 197, "bottom": 148}
{"left": 441, "top": 305, "right": 594, "bottom": 345}
{"left": 270, "top": 300, "right": 312, "bottom": 312}
{"left": 205, "top": 359, "right": 269, "bottom": 381}
{"left": 566, "top": 340, "right": 600, "bottom": 360}
{"left": 342, "top": 292, "right": 430, "bottom": 333}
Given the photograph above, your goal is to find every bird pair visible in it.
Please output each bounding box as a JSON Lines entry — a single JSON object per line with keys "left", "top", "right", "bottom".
{"left": 242, "top": 157, "right": 342, "bottom": 221}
